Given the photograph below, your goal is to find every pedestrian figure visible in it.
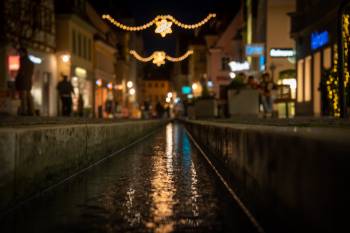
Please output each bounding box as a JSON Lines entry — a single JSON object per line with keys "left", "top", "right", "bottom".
{"left": 57, "top": 75, "right": 75, "bottom": 116}
{"left": 259, "top": 72, "right": 277, "bottom": 117}
{"left": 78, "top": 94, "right": 84, "bottom": 117}
{"left": 155, "top": 101, "right": 164, "bottom": 118}
{"left": 15, "top": 47, "right": 34, "bottom": 116}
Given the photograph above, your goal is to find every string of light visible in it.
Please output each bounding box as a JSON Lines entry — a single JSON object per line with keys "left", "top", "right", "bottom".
{"left": 102, "top": 13, "right": 216, "bottom": 37}
{"left": 129, "top": 50, "right": 194, "bottom": 66}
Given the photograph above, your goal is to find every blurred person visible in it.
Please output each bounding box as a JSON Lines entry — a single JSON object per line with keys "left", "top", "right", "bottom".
{"left": 57, "top": 75, "right": 75, "bottom": 116}
{"left": 155, "top": 101, "right": 164, "bottom": 118}
{"left": 15, "top": 47, "right": 34, "bottom": 116}
{"left": 247, "top": 76, "right": 259, "bottom": 89}
{"left": 78, "top": 94, "right": 84, "bottom": 117}
{"left": 259, "top": 72, "right": 277, "bottom": 117}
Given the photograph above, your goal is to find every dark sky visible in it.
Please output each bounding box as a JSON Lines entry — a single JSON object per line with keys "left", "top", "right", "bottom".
{"left": 90, "top": 0, "right": 240, "bottom": 55}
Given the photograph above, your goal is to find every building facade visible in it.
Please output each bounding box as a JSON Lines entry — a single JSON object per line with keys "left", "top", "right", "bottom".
{"left": 55, "top": 0, "right": 96, "bottom": 116}
{"left": 291, "top": 0, "right": 344, "bottom": 116}
{"left": 0, "top": 0, "right": 57, "bottom": 116}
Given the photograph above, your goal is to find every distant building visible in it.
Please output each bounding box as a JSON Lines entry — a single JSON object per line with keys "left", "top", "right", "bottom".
{"left": 140, "top": 78, "right": 170, "bottom": 114}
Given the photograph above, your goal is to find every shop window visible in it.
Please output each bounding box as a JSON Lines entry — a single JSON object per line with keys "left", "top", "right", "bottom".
{"left": 78, "top": 33, "right": 82, "bottom": 57}
{"left": 297, "top": 59, "right": 304, "bottom": 102}
{"left": 323, "top": 47, "right": 331, "bottom": 69}
{"left": 88, "top": 39, "right": 91, "bottom": 60}
{"left": 83, "top": 36, "right": 87, "bottom": 59}
{"left": 305, "top": 56, "right": 312, "bottom": 102}
{"left": 72, "top": 30, "right": 77, "bottom": 55}
{"left": 313, "top": 52, "right": 321, "bottom": 115}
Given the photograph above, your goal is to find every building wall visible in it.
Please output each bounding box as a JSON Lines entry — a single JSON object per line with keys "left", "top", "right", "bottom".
{"left": 141, "top": 80, "right": 170, "bottom": 108}
{"left": 266, "top": 0, "right": 295, "bottom": 80}
{"left": 292, "top": 0, "right": 341, "bottom": 116}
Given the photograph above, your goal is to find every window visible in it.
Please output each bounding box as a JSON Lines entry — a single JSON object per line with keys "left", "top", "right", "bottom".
{"left": 313, "top": 52, "right": 321, "bottom": 115}
{"left": 305, "top": 56, "right": 312, "bottom": 102}
{"left": 78, "top": 33, "right": 82, "bottom": 57}
{"left": 161, "top": 83, "right": 165, "bottom": 88}
{"left": 148, "top": 83, "right": 152, "bottom": 88}
{"left": 83, "top": 36, "right": 86, "bottom": 59}
{"left": 72, "top": 30, "right": 77, "bottom": 55}
{"left": 297, "top": 59, "right": 304, "bottom": 102}
{"left": 155, "top": 83, "right": 158, "bottom": 88}
{"left": 87, "top": 39, "right": 91, "bottom": 60}
{"left": 323, "top": 47, "right": 331, "bottom": 69}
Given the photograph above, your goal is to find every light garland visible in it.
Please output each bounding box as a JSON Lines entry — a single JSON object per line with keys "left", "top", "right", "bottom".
{"left": 102, "top": 13, "right": 216, "bottom": 37}
{"left": 325, "top": 14, "right": 350, "bottom": 117}
{"left": 129, "top": 50, "right": 194, "bottom": 66}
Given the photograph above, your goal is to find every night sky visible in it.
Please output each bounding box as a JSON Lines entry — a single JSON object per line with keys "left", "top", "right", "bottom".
{"left": 90, "top": 0, "right": 240, "bottom": 55}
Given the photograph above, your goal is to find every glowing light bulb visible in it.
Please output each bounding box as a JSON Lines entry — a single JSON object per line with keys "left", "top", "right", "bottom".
{"left": 127, "top": 81, "right": 133, "bottom": 88}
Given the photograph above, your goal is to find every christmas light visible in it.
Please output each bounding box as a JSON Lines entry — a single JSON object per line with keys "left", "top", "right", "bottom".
{"left": 102, "top": 13, "right": 216, "bottom": 37}
{"left": 129, "top": 50, "right": 194, "bottom": 66}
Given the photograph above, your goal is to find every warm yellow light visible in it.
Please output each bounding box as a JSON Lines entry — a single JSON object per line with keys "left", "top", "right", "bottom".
{"left": 102, "top": 13, "right": 216, "bottom": 37}
{"left": 129, "top": 50, "right": 193, "bottom": 66}
{"left": 167, "top": 92, "right": 173, "bottom": 98}
{"left": 192, "top": 83, "right": 198, "bottom": 90}
{"left": 152, "top": 51, "right": 166, "bottom": 66}
{"left": 61, "top": 54, "right": 70, "bottom": 63}
{"left": 127, "top": 81, "right": 133, "bottom": 88}
{"left": 155, "top": 19, "right": 173, "bottom": 37}
{"left": 129, "top": 88, "right": 136, "bottom": 95}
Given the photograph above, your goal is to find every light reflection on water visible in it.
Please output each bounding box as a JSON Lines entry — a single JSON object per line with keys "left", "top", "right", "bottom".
{"left": 1, "top": 123, "right": 256, "bottom": 233}
{"left": 147, "top": 124, "right": 176, "bottom": 233}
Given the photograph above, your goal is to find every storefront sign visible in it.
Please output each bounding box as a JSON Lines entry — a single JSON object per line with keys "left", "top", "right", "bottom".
{"left": 245, "top": 44, "right": 264, "bottom": 56}
{"left": 28, "top": 54, "right": 42, "bottom": 64}
{"left": 311, "top": 31, "right": 329, "bottom": 50}
{"left": 228, "top": 61, "right": 250, "bottom": 72}
{"left": 270, "top": 48, "right": 295, "bottom": 58}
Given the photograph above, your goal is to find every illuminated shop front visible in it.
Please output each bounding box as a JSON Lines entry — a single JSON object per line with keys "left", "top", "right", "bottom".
{"left": 289, "top": 1, "right": 350, "bottom": 117}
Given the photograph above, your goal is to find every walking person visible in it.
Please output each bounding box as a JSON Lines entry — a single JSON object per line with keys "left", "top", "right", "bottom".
{"left": 259, "top": 72, "right": 277, "bottom": 117}
{"left": 15, "top": 47, "right": 34, "bottom": 116}
{"left": 57, "top": 75, "right": 75, "bottom": 116}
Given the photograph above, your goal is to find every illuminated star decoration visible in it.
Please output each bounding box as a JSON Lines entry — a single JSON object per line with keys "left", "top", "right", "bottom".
{"left": 129, "top": 50, "right": 194, "bottom": 67}
{"left": 155, "top": 19, "right": 173, "bottom": 37}
{"left": 102, "top": 14, "right": 216, "bottom": 37}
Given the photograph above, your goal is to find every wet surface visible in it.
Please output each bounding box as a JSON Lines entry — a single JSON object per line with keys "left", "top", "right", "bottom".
{"left": 0, "top": 123, "right": 258, "bottom": 233}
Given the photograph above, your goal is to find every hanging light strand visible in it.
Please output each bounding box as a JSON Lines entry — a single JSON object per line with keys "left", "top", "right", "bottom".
{"left": 166, "top": 50, "right": 194, "bottom": 62}
{"left": 129, "top": 50, "right": 154, "bottom": 62}
{"left": 102, "top": 13, "right": 216, "bottom": 36}
{"left": 129, "top": 50, "right": 194, "bottom": 66}
{"left": 102, "top": 15, "right": 154, "bottom": 31}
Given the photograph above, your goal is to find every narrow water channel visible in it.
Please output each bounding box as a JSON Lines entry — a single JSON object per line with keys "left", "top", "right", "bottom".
{"left": 1, "top": 123, "right": 258, "bottom": 233}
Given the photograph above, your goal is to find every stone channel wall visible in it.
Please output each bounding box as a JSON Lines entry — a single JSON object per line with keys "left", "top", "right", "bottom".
{"left": 0, "top": 120, "right": 166, "bottom": 213}
{"left": 184, "top": 120, "right": 350, "bottom": 233}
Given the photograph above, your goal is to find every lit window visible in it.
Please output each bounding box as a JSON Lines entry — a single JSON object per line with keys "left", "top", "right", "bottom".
{"left": 297, "top": 59, "right": 304, "bottom": 102}
{"left": 313, "top": 52, "right": 321, "bottom": 115}
{"left": 323, "top": 47, "right": 331, "bottom": 69}
{"left": 305, "top": 56, "right": 312, "bottom": 102}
